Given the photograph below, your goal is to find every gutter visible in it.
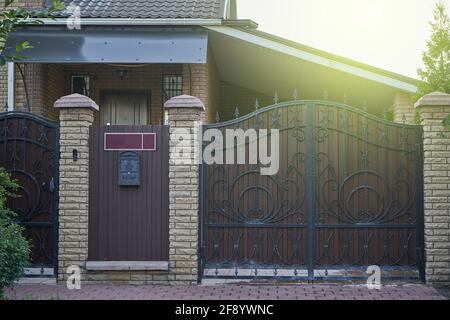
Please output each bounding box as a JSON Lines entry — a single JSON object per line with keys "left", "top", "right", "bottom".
{"left": 34, "top": 18, "right": 258, "bottom": 28}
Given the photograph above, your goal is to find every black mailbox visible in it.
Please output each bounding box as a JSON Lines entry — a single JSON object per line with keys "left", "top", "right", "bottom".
{"left": 118, "top": 151, "right": 140, "bottom": 186}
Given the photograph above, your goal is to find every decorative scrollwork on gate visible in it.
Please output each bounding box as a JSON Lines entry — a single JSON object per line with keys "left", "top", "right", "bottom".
{"left": 201, "top": 99, "right": 423, "bottom": 280}
{"left": 317, "top": 163, "right": 416, "bottom": 225}
{"left": 206, "top": 153, "right": 306, "bottom": 225}
{"left": 0, "top": 112, "right": 59, "bottom": 269}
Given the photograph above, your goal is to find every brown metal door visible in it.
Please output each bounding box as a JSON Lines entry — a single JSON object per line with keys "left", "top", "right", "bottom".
{"left": 0, "top": 112, "right": 59, "bottom": 272}
{"left": 88, "top": 125, "right": 169, "bottom": 261}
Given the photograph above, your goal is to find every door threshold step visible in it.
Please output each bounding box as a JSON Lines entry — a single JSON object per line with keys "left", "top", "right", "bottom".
{"left": 24, "top": 268, "right": 54, "bottom": 277}
{"left": 85, "top": 261, "right": 169, "bottom": 271}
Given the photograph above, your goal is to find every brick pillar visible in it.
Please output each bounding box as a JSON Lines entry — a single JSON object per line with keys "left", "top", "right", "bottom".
{"left": 393, "top": 92, "right": 416, "bottom": 124}
{"left": 415, "top": 91, "right": 450, "bottom": 287}
{"left": 165, "top": 95, "right": 205, "bottom": 285}
{"left": 54, "top": 93, "right": 99, "bottom": 281}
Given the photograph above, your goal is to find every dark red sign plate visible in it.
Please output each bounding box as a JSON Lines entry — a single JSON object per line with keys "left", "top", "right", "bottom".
{"left": 104, "top": 133, "right": 156, "bottom": 151}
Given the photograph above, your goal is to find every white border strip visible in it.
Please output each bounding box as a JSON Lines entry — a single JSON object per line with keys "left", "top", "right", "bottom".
{"left": 104, "top": 132, "right": 157, "bottom": 151}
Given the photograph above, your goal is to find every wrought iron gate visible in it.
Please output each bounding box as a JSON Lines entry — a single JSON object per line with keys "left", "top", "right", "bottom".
{"left": 0, "top": 112, "right": 59, "bottom": 275}
{"left": 200, "top": 99, "right": 424, "bottom": 281}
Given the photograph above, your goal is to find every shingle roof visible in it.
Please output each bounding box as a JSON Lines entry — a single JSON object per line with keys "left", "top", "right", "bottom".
{"left": 47, "top": 0, "right": 228, "bottom": 19}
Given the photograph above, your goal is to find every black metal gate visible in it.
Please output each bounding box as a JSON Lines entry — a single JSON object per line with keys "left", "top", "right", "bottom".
{"left": 200, "top": 99, "right": 424, "bottom": 281}
{"left": 0, "top": 112, "right": 59, "bottom": 275}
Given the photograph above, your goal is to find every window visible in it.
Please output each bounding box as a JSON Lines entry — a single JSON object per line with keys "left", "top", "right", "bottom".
{"left": 163, "top": 75, "right": 182, "bottom": 101}
{"left": 163, "top": 75, "right": 182, "bottom": 125}
{"left": 71, "top": 75, "right": 90, "bottom": 96}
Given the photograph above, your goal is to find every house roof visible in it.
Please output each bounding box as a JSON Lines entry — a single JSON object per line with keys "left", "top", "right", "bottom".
{"left": 46, "top": 0, "right": 230, "bottom": 19}
{"left": 238, "top": 27, "right": 419, "bottom": 86}
{"left": 207, "top": 25, "right": 418, "bottom": 116}
{"left": 207, "top": 26, "right": 418, "bottom": 93}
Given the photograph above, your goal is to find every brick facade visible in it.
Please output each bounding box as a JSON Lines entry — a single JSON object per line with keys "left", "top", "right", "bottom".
{"left": 415, "top": 92, "right": 450, "bottom": 287}
{"left": 1, "top": 61, "right": 191, "bottom": 124}
{"left": 0, "top": 1, "right": 45, "bottom": 112}
{"left": 62, "top": 64, "right": 183, "bottom": 125}
{"left": 183, "top": 64, "right": 209, "bottom": 122}
{"left": 4, "top": 0, "right": 44, "bottom": 8}
{"left": 15, "top": 63, "right": 46, "bottom": 114}
{"left": 165, "top": 95, "right": 205, "bottom": 285}
{"left": 46, "top": 64, "right": 65, "bottom": 120}
{"left": 0, "top": 58, "right": 266, "bottom": 125}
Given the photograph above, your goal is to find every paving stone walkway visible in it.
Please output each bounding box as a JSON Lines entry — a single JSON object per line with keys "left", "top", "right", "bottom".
{"left": 5, "top": 283, "right": 446, "bottom": 300}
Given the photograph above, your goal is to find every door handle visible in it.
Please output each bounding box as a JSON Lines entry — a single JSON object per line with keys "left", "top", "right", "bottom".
{"left": 49, "top": 177, "right": 55, "bottom": 193}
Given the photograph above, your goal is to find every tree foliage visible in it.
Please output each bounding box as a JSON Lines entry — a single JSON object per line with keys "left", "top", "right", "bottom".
{"left": 0, "top": 167, "right": 30, "bottom": 299}
{"left": 0, "top": 0, "right": 64, "bottom": 65}
{"left": 415, "top": 3, "right": 450, "bottom": 101}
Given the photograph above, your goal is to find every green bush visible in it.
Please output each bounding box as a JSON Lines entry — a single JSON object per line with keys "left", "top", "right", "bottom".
{"left": 0, "top": 168, "right": 30, "bottom": 299}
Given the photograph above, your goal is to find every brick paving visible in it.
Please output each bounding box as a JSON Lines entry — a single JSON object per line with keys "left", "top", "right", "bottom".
{"left": 5, "top": 283, "right": 446, "bottom": 300}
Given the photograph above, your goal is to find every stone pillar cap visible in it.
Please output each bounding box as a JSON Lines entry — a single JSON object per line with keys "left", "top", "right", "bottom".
{"left": 164, "top": 95, "right": 205, "bottom": 110}
{"left": 415, "top": 92, "right": 450, "bottom": 108}
{"left": 54, "top": 93, "right": 99, "bottom": 111}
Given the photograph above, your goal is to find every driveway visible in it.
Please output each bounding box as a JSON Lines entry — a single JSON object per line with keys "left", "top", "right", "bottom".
{"left": 5, "top": 283, "right": 446, "bottom": 300}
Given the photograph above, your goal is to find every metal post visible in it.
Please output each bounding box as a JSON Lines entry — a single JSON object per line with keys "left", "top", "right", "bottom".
{"left": 415, "top": 126, "right": 425, "bottom": 282}
{"left": 198, "top": 133, "right": 205, "bottom": 284}
{"left": 305, "top": 102, "right": 316, "bottom": 281}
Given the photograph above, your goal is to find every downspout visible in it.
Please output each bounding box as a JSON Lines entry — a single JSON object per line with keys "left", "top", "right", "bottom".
{"left": 188, "top": 64, "right": 192, "bottom": 95}
{"left": 7, "top": 62, "right": 14, "bottom": 111}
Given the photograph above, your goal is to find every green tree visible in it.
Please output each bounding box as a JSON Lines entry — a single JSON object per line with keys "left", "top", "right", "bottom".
{"left": 0, "top": 0, "right": 64, "bottom": 65}
{"left": 414, "top": 3, "right": 450, "bottom": 130}
{"left": 415, "top": 2, "right": 450, "bottom": 101}
{"left": 0, "top": 168, "right": 30, "bottom": 299}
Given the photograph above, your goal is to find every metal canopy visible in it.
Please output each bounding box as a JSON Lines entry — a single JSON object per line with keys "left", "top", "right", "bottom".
{"left": 3, "top": 27, "right": 208, "bottom": 63}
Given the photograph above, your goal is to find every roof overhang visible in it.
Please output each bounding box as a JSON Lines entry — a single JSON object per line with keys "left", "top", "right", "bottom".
{"left": 3, "top": 26, "right": 208, "bottom": 64}
{"left": 206, "top": 26, "right": 417, "bottom": 94}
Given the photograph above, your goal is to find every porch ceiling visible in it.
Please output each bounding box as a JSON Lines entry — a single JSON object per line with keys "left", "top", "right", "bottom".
{"left": 208, "top": 28, "right": 415, "bottom": 114}
{"left": 4, "top": 26, "right": 208, "bottom": 64}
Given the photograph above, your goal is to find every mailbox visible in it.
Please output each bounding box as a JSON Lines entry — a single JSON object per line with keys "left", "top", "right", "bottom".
{"left": 118, "top": 151, "right": 140, "bottom": 186}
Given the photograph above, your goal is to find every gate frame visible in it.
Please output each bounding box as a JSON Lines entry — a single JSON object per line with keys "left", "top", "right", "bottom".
{"left": 0, "top": 111, "right": 60, "bottom": 276}
{"left": 199, "top": 99, "right": 425, "bottom": 282}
